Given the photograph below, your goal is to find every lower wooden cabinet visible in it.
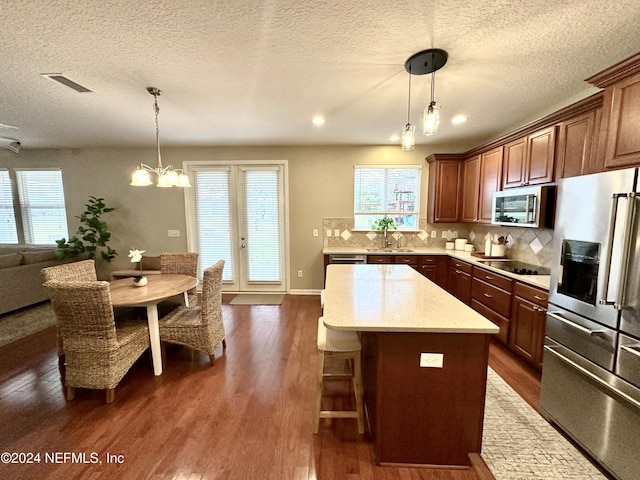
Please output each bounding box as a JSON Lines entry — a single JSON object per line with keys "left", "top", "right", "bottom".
{"left": 447, "top": 259, "right": 472, "bottom": 305}
{"left": 418, "top": 256, "right": 448, "bottom": 289}
{"left": 508, "top": 282, "right": 548, "bottom": 369}
{"left": 470, "top": 266, "right": 513, "bottom": 344}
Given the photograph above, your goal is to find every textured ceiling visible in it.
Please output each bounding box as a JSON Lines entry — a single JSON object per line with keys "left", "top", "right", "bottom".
{"left": 1, "top": 0, "right": 640, "bottom": 150}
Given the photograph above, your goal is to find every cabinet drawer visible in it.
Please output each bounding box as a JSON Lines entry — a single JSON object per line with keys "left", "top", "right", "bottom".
{"left": 471, "top": 277, "right": 512, "bottom": 317}
{"left": 471, "top": 299, "right": 509, "bottom": 344}
{"left": 514, "top": 281, "right": 548, "bottom": 306}
{"left": 395, "top": 255, "right": 419, "bottom": 265}
{"left": 420, "top": 256, "right": 440, "bottom": 265}
{"left": 367, "top": 255, "right": 392, "bottom": 264}
{"left": 473, "top": 267, "right": 513, "bottom": 292}
{"left": 449, "top": 259, "right": 473, "bottom": 274}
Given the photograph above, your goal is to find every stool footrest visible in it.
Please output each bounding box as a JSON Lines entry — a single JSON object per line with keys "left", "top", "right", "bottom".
{"left": 319, "top": 411, "right": 359, "bottom": 419}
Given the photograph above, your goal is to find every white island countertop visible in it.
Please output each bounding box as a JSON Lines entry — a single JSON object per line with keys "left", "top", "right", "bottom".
{"left": 323, "top": 264, "right": 500, "bottom": 334}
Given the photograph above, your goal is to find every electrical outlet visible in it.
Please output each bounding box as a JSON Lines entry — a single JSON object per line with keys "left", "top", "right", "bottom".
{"left": 453, "top": 231, "right": 458, "bottom": 238}
{"left": 297, "top": 270, "right": 303, "bottom": 278}
{"left": 441, "top": 231, "right": 447, "bottom": 238}
{"left": 334, "top": 229, "right": 340, "bottom": 237}
{"left": 431, "top": 230, "right": 436, "bottom": 238}
{"left": 326, "top": 229, "right": 332, "bottom": 237}
{"left": 168, "top": 229, "right": 180, "bottom": 237}
{"left": 420, "top": 353, "right": 444, "bottom": 368}
{"left": 313, "top": 229, "right": 318, "bottom": 237}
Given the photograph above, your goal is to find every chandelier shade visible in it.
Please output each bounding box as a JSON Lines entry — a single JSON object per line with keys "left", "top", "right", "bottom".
{"left": 130, "top": 87, "right": 191, "bottom": 188}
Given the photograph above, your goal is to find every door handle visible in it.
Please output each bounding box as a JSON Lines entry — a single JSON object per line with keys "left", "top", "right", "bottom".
{"left": 620, "top": 344, "right": 640, "bottom": 358}
{"left": 599, "top": 193, "right": 627, "bottom": 305}
{"left": 615, "top": 192, "right": 638, "bottom": 310}
{"left": 241, "top": 243, "right": 246, "bottom": 248}
{"left": 547, "top": 311, "right": 606, "bottom": 336}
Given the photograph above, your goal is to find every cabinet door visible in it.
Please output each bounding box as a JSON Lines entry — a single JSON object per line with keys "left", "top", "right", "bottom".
{"left": 478, "top": 147, "right": 503, "bottom": 223}
{"left": 602, "top": 72, "right": 640, "bottom": 169}
{"left": 509, "top": 296, "right": 545, "bottom": 368}
{"left": 428, "top": 160, "right": 461, "bottom": 223}
{"left": 461, "top": 155, "right": 480, "bottom": 223}
{"left": 448, "top": 267, "right": 471, "bottom": 305}
{"left": 503, "top": 137, "right": 526, "bottom": 188}
{"left": 556, "top": 110, "right": 598, "bottom": 179}
{"left": 526, "top": 126, "right": 556, "bottom": 185}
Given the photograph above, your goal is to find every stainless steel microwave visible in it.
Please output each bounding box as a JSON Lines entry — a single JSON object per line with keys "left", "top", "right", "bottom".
{"left": 491, "top": 185, "right": 556, "bottom": 228}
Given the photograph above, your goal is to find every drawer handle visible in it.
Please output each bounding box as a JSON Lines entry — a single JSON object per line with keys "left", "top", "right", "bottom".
{"left": 533, "top": 305, "right": 546, "bottom": 313}
{"left": 484, "top": 275, "right": 494, "bottom": 280}
{"left": 533, "top": 295, "right": 545, "bottom": 301}
{"left": 621, "top": 345, "right": 640, "bottom": 358}
{"left": 547, "top": 311, "right": 606, "bottom": 336}
{"left": 483, "top": 293, "right": 492, "bottom": 298}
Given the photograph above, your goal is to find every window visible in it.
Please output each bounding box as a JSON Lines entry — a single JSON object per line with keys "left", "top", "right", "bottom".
{"left": 0, "top": 169, "right": 18, "bottom": 243}
{"left": 15, "top": 169, "right": 69, "bottom": 245}
{"left": 354, "top": 165, "right": 421, "bottom": 230}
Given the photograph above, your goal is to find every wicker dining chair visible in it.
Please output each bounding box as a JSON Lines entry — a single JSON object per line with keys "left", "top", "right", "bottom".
{"left": 41, "top": 260, "right": 98, "bottom": 367}
{"left": 160, "top": 252, "right": 199, "bottom": 307}
{"left": 44, "top": 280, "right": 151, "bottom": 403}
{"left": 158, "top": 260, "right": 226, "bottom": 366}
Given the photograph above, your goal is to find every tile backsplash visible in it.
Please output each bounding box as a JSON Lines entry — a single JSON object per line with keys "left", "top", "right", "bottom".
{"left": 323, "top": 218, "right": 555, "bottom": 268}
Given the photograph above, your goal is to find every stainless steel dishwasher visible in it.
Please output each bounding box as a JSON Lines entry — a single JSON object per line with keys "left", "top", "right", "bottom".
{"left": 328, "top": 254, "right": 367, "bottom": 264}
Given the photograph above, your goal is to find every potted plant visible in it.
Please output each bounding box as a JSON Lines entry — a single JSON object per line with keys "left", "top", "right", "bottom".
{"left": 371, "top": 217, "right": 397, "bottom": 248}
{"left": 55, "top": 196, "right": 117, "bottom": 262}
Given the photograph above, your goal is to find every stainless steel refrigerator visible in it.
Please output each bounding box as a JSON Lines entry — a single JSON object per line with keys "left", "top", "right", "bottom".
{"left": 540, "top": 167, "right": 640, "bottom": 480}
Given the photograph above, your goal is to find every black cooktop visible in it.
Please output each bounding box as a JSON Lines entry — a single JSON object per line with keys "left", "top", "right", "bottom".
{"left": 479, "top": 260, "right": 550, "bottom": 276}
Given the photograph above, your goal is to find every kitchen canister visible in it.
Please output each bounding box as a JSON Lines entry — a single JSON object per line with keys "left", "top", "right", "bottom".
{"left": 445, "top": 242, "right": 455, "bottom": 250}
{"left": 454, "top": 238, "right": 468, "bottom": 250}
{"left": 464, "top": 244, "right": 474, "bottom": 252}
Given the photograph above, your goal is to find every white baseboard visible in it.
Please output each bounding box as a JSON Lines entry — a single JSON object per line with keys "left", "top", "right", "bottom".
{"left": 288, "top": 289, "right": 322, "bottom": 296}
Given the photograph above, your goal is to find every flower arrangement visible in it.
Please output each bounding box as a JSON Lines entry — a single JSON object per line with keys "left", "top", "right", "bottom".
{"left": 128, "top": 248, "right": 145, "bottom": 283}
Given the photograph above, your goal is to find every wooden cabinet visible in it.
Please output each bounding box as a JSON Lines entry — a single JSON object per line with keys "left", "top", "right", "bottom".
{"left": 587, "top": 53, "right": 640, "bottom": 171}
{"left": 447, "top": 259, "right": 472, "bottom": 305}
{"left": 461, "top": 147, "right": 503, "bottom": 224}
{"left": 418, "top": 256, "right": 448, "bottom": 289}
{"left": 470, "top": 266, "right": 513, "bottom": 343}
{"left": 426, "top": 154, "right": 463, "bottom": 223}
{"left": 503, "top": 126, "right": 556, "bottom": 188}
{"left": 509, "top": 282, "right": 548, "bottom": 369}
{"left": 367, "top": 255, "right": 393, "bottom": 264}
{"left": 555, "top": 109, "right": 601, "bottom": 179}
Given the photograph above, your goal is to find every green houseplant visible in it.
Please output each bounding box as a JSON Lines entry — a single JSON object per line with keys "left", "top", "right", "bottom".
{"left": 56, "top": 196, "right": 117, "bottom": 262}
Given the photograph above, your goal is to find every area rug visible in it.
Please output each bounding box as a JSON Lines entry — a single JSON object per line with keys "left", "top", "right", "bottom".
{"left": 483, "top": 368, "right": 606, "bottom": 480}
{"left": 0, "top": 302, "right": 56, "bottom": 347}
{"left": 229, "top": 294, "right": 284, "bottom": 305}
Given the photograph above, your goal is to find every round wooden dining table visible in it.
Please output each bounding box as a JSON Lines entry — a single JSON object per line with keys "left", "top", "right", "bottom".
{"left": 110, "top": 274, "right": 198, "bottom": 376}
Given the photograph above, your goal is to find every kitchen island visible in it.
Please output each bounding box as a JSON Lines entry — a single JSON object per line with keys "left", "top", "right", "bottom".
{"left": 323, "top": 264, "right": 499, "bottom": 467}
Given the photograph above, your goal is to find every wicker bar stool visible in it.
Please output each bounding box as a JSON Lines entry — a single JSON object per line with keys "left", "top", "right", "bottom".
{"left": 313, "top": 317, "right": 365, "bottom": 434}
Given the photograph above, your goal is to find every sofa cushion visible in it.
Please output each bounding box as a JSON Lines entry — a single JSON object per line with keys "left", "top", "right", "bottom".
{"left": 0, "top": 252, "right": 23, "bottom": 268}
{"left": 21, "top": 249, "right": 58, "bottom": 264}
{"left": 0, "top": 247, "right": 21, "bottom": 255}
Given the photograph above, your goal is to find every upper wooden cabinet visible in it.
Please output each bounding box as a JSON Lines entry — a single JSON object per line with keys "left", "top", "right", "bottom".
{"left": 555, "top": 109, "right": 601, "bottom": 179}
{"left": 426, "top": 154, "right": 463, "bottom": 223}
{"left": 587, "top": 52, "right": 640, "bottom": 171}
{"left": 503, "top": 126, "right": 556, "bottom": 188}
{"left": 461, "top": 147, "right": 503, "bottom": 223}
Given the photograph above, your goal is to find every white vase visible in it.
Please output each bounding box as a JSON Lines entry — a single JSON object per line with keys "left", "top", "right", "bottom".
{"left": 133, "top": 276, "right": 148, "bottom": 287}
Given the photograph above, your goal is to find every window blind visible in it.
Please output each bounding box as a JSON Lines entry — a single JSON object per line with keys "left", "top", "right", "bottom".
{"left": 194, "top": 169, "right": 233, "bottom": 281}
{"left": 0, "top": 170, "right": 18, "bottom": 243}
{"left": 243, "top": 169, "right": 282, "bottom": 282}
{"left": 16, "top": 169, "right": 68, "bottom": 244}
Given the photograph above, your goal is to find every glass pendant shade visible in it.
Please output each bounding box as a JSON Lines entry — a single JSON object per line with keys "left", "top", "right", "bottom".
{"left": 401, "top": 123, "right": 416, "bottom": 151}
{"left": 177, "top": 173, "right": 192, "bottom": 187}
{"left": 130, "top": 167, "right": 152, "bottom": 186}
{"left": 423, "top": 101, "right": 440, "bottom": 136}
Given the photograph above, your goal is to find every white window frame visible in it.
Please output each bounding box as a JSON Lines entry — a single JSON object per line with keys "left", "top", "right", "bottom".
{"left": 0, "top": 169, "right": 19, "bottom": 243}
{"left": 353, "top": 165, "right": 422, "bottom": 232}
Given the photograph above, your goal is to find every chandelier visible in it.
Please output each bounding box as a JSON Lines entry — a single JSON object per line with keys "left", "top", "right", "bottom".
{"left": 130, "top": 87, "right": 191, "bottom": 188}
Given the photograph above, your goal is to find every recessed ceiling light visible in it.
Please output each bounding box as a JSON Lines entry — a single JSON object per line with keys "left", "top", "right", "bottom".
{"left": 389, "top": 134, "right": 400, "bottom": 142}
{"left": 312, "top": 116, "right": 325, "bottom": 125}
{"left": 452, "top": 115, "right": 468, "bottom": 125}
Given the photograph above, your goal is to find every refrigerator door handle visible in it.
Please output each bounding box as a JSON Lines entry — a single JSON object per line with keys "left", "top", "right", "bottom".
{"left": 621, "top": 344, "right": 640, "bottom": 357}
{"left": 599, "top": 193, "right": 627, "bottom": 306}
{"left": 615, "top": 192, "right": 638, "bottom": 310}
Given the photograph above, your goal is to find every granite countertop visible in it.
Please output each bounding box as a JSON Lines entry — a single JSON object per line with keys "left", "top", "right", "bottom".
{"left": 322, "top": 246, "right": 550, "bottom": 291}
{"left": 322, "top": 264, "right": 500, "bottom": 334}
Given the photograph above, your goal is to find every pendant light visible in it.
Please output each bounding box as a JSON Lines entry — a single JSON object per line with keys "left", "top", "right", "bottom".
{"left": 401, "top": 68, "right": 416, "bottom": 151}
{"left": 404, "top": 48, "right": 448, "bottom": 139}
{"left": 130, "top": 87, "right": 191, "bottom": 188}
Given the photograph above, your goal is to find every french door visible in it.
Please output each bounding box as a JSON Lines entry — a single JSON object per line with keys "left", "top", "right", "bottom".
{"left": 185, "top": 161, "right": 288, "bottom": 293}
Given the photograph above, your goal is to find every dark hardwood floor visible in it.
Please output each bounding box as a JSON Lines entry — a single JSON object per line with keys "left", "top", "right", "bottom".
{"left": 0, "top": 295, "right": 540, "bottom": 480}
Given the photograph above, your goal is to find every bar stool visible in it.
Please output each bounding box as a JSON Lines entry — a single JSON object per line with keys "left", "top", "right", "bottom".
{"left": 313, "top": 317, "right": 365, "bottom": 434}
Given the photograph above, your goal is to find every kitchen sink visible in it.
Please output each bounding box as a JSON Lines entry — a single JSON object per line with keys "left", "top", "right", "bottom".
{"left": 367, "top": 248, "right": 414, "bottom": 253}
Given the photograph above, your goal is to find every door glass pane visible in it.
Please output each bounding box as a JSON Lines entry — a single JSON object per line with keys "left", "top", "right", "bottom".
{"left": 194, "top": 170, "right": 233, "bottom": 281}
{"left": 0, "top": 170, "right": 18, "bottom": 243}
{"left": 244, "top": 169, "right": 282, "bottom": 282}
